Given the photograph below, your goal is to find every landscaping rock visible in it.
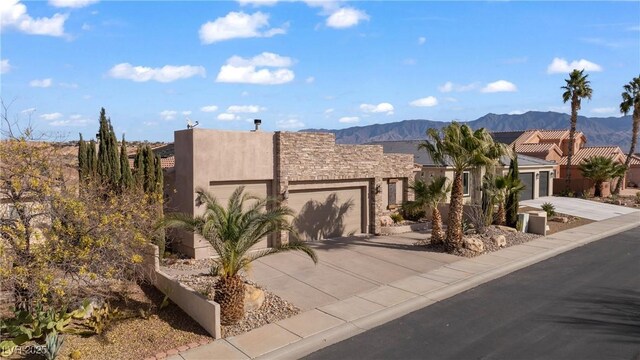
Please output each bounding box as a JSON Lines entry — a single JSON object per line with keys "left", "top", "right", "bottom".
{"left": 495, "top": 225, "right": 517, "bottom": 233}
{"left": 463, "top": 237, "right": 484, "bottom": 253}
{"left": 244, "top": 284, "right": 265, "bottom": 311}
{"left": 491, "top": 234, "right": 506, "bottom": 248}
{"left": 552, "top": 216, "right": 569, "bottom": 223}
{"left": 379, "top": 215, "right": 393, "bottom": 227}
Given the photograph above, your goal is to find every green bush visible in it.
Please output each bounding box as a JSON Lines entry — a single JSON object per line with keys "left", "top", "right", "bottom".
{"left": 541, "top": 202, "right": 556, "bottom": 217}
{"left": 400, "top": 202, "right": 426, "bottom": 221}
{"left": 390, "top": 213, "right": 404, "bottom": 224}
{"left": 635, "top": 191, "right": 640, "bottom": 204}
{"left": 560, "top": 189, "right": 575, "bottom": 198}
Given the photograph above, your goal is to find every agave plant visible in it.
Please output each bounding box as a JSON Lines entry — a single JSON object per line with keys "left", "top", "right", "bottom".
{"left": 163, "top": 186, "right": 318, "bottom": 324}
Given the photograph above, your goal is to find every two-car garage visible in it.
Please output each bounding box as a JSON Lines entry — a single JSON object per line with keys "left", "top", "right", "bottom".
{"left": 518, "top": 170, "right": 552, "bottom": 201}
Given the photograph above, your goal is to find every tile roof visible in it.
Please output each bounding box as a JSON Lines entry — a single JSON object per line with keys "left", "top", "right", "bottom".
{"left": 490, "top": 131, "right": 527, "bottom": 145}
{"left": 558, "top": 146, "right": 625, "bottom": 165}
{"left": 127, "top": 155, "right": 175, "bottom": 169}
{"left": 514, "top": 143, "right": 561, "bottom": 153}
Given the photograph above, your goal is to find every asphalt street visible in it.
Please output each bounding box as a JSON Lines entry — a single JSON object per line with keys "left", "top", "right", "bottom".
{"left": 305, "top": 227, "right": 640, "bottom": 360}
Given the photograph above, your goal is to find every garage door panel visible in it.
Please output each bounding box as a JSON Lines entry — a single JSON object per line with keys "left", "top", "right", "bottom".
{"left": 208, "top": 182, "right": 270, "bottom": 249}
{"left": 519, "top": 173, "right": 534, "bottom": 201}
{"left": 539, "top": 171, "right": 549, "bottom": 197}
{"left": 289, "top": 187, "right": 363, "bottom": 241}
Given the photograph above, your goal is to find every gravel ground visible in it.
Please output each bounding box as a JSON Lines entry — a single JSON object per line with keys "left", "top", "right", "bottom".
{"left": 173, "top": 273, "right": 300, "bottom": 338}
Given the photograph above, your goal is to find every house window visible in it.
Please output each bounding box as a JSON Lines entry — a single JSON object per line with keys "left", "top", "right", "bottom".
{"left": 463, "top": 172, "right": 470, "bottom": 196}
{"left": 388, "top": 181, "right": 397, "bottom": 205}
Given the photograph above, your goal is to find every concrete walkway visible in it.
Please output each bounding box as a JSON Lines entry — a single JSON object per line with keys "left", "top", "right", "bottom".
{"left": 171, "top": 212, "right": 640, "bottom": 360}
{"left": 521, "top": 196, "right": 639, "bottom": 221}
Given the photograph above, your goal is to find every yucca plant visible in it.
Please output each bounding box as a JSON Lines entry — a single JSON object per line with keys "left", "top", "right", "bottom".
{"left": 163, "top": 186, "right": 318, "bottom": 324}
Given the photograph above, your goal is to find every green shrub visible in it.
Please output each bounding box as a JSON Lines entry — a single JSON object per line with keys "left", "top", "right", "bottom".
{"left": 635, "top": 191, "right": 640, "bottom": 204}
{"left": 400, "top": 202, "right": 425, "bottom": 221}
{"left": 390, "top": 213, "right": 404, "bottom": 224}
{"left": 560, "top": 189, "right": 575, "bottom": 198}
{"left": 541, "top": 202, "right": 556, "bottom": 217}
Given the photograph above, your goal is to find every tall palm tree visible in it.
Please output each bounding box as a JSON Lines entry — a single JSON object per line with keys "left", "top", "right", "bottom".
{"left": 419, "top": 123, "right": 509, "bottom": 252}
{"left": 614, "top": 76, "right": 640, "bottom": 194}
{"left": 163, "top": 186, "right": 318, "bottom": 324}
{"left": 562, "top": 69, "right": 593, "bottom": 188}
{"left": 578, "top": 156, "right": 627, "bottom": 197}
{"left": 405, "top": 176, "right": 451, "bottom": 245}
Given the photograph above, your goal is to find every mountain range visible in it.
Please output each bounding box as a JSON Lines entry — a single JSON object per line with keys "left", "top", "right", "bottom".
{"left": 304, "top": 111, "right": 634, "bottom": 150}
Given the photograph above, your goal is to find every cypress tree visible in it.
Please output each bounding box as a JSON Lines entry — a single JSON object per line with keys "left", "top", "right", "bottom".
{"left": 133, "top": 145, "right": 145, "bottom": 189}
{"left": 78, "top": 133, "right": 88, "bottom": 184}
{"left": 97, "top": 108, "right": 111, "bottom": 180}
{"left": 108, "top": 121, "right": 121, "bottom": 187}
{"left": 154, "top": 154, "right": 163, "bottom": 195}
{"left": 142, "top": 145, "right": 156, "bottom": 194}
{"left": 87, "top": 140, "right": 97, "bottom": 178}
{"left": 505, "top": 154, "right": 520, "bottom": 228}
{"left": 119, "top": 134, "right": 133, "bottom": 190}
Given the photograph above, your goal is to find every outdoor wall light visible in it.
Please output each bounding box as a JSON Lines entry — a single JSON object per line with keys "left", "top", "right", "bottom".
{"left": 375, "top": 184, "right": 382, "bottom": 194}
{"left": 536, "top": 173, "right": 540, "bottom": 180}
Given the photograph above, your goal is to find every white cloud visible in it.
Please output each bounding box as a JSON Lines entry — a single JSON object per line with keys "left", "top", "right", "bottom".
{"left": 21, "top": 107, "right": 36, "bottom": 114}
{"left": 40, "top": 112, "right": 63, "bottom": 120}
{"left": 326, "top": 7, "right": 369, "bottom": 29}
{"left": 324, "top": 108, "right": 334, "bottom": 114}
{"left": 200, "top": 105, "right": 219, "bottom": 112}
{"left": 29, "top": 78, "right": 53, "bottom": 88}
{"left": 338, "top": 116, "right": 360, "bottom": 123}
{"left": 227, "top": 105, "right": 265, "bottom": 113}
{"left": 418, "top": 36, "right": 426, "bottom": 45}
{"left": 508, "top": 109, "right": 531, "bottom": 115}
{"left": 438, "top": 81, "right": 479, "bottom": 93}
{"left": 305, "top": 76, "right": 315, "bottom": 84}
{"left": 410, "top": 96, "right": 438, "bottom": 107}
{"left": 548, "top": 105, "right": 570, "bottom": 113}
{"left": 108, "top": 63, "right": 206, "bottom": 83}
{"left": 49, "top": 0, "right": 99, "bottom": 8}
{"left": 50, "top": 118, "right": 90, "bottom": 127}
{"left": 217, "top": 113, "right": 240, "bottom": 121}
{"left": 360, "top": 102, "right": 394, "bottom": 115}
{"left": 237, "top": 0, "right": 279, "bottom": 6}
{"left": 591, "top": 107, "right": 617, "bottom": 115}
{"left": 69, "top": 114, "right": 82, "bottom": 120}
{"left": 277, "top": 119, "right": 305, "bottom": 129}
{"left": 160, "top": 110, "right": 177, "bottom": 121}
{"left": 546, "top": 57, "right": 603, "bottom": 74}
{"left": 182, "top": 110, "right": 192, "bottom": 116}
{"left": 481, "top": 80, "right": 518, "bottom": 93}
{"left": 0, "top": 0, "right": 68, "bottom": 37}
{"left": 216, "top": 52, "right": 295, "bottom": 85}
{"left": 81, "top": 23, "right": 92, "bottom": 31}
{"left": 199, "top": 11, "right": 286, "bottom": 44}
{"left": 0, "top": 59, "right": 10, "bottom": 74}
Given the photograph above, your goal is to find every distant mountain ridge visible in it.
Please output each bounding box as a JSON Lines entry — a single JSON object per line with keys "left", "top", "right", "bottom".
{"left": 303, "top": 111, "right": 634, "bottom": 150}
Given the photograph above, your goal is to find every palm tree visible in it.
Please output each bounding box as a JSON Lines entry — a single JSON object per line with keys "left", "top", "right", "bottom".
{"left": 419, "top": 123, "right": 509, "bottom": 252}
{"left": 493, "top": 175, "right": 525, "bottom": 225}
{"left": 614, "top": 76, "right": 640, "bottom": 194}
{"left": 578, "top": 156, "right": 627, "bottom": 197}
{"left": 562, "top": 69, "right": 593, "bottom": 188}
{"left": 163, "top": 186, "right": 318, "bottom": 324}
{"left": 405, "top": 176, "right": 451, "bottom": 245}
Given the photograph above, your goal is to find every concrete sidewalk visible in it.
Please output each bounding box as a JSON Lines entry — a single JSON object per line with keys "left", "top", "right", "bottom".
{"left": 172, "top": 212, "right": 640, "bottom": 360}
{"left": 521, "top": 196, "right": 639, "bottom": 221}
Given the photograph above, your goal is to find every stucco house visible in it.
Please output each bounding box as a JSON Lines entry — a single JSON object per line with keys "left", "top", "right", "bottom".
{"left": 370, "top": 140, "right": 557, "bottom": 202}
{"left": 492, "top": 129, "right": 586, "bottom": 164}
{"left": 166, "top": 129, "right": 416, "bottom": 259}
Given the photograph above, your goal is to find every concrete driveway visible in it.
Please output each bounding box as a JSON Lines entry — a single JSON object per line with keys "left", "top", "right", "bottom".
{"left": 521, "top": 196, "right": 639, "bottom": 221}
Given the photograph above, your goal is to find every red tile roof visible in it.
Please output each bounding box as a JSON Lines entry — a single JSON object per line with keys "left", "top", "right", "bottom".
{"left": 558, "top": 146, "right": 625, "bottom": 165}
{"left": 515, "top": 143, "right": 562, "bottom": 154}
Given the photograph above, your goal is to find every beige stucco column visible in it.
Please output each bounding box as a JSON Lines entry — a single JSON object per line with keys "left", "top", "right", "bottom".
{"left": 371, "top": 177, "right": 383, "bottom": 234}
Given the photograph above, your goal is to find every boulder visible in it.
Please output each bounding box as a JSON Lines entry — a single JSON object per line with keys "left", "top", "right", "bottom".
{"left": 463, "top": 237, "right": 485, "bottom": 253}
{"left": 491, "top": 234, "right": 506, "bottom": 248}
{"left": 379, "top": 215, "right": 393, "bottom": 227}
{"left": 244, "top": 284, "right": 265, "bottom": 312}
{"left": 552, "top": 216, "right": 569, "bottom": 223}
{"left": 495, "top": 225, "right": 517, "bottom": 233}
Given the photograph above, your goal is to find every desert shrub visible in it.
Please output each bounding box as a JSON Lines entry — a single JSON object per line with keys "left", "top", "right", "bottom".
{"left": 464, "top": 205, "right": 486, "bottom": 234}
{"left": 541, "top": 202, "right": 556, "bottom": 217}
{"left": 636, "top": 191, "right": 640, "bottom": 204}
{"left": 390, "top": 213, "right": 404, "bottom": 224}
{"left": 560, "top": 189, "right": 575, "bottom": 198}
{"left": 400, "top": 202, "right": 425, "bottom": 221}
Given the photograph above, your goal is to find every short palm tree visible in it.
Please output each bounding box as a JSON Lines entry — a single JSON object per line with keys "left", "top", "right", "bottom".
{"left": 419, "top": 123, "right": 509, "bottom": 252}
{"left": 163, "top": 186, "right": 318, "bottom": 324}
{"left": 578, "top": 156, "right": 627, "bottom": 197}
{"left": 405, "top": 176, "right": 451, "bottom": 245}
{"left": 562, "top": 69, "right": 593, "bottom": 188}
{"left": 614, "top": 75, "right": 640, "bottom": 194}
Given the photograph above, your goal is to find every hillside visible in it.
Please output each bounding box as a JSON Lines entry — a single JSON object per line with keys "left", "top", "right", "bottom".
{"left": 304, "top": 111, "right": 634, "bottom": 149}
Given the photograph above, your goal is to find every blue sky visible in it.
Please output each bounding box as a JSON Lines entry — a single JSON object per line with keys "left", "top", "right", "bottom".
{"left": 1, "top": 0, "right": 639, "bottom": 141}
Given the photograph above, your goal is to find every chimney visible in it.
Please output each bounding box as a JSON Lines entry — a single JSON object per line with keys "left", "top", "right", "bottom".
{"left": 253, "top": 119, "right": 262, "bottom": 132}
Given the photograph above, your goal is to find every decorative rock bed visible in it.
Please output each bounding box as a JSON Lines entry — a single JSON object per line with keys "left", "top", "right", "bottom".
{"left": 380, "top": 222, "right": 430, "bottom": 235}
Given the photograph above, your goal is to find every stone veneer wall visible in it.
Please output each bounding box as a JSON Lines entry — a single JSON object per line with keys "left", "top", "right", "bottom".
{"left": 274, "top": 132, "right": 415, "bottom": 240}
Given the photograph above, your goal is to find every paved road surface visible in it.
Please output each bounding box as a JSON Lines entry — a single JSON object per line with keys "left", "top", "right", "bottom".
{"left": 305, "top": 227, "right": 640, "bottom": 360}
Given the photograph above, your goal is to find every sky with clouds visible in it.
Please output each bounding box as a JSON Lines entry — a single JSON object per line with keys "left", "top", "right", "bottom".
{"left": 1, "top": 0, "right": 639, "bottom": 141}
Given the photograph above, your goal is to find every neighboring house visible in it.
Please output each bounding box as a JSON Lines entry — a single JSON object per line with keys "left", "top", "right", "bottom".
{"left": 628, "top": 155, "right": 640, "bottom": 188}
{"left": 370, "top": 140, "right": 556, "bottom": 202}
{"left": 557, "top": 146, "right": 630, "bottom": 196}
{"left": 168, "top": 129, "right": 415, "bottom": 259}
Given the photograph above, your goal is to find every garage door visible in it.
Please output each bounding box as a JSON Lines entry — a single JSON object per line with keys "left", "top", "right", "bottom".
{"left": 208, "top": 181, "right": 271, "bottom": 248}
{"left": 539, "top": 171, "right": 549, "bottom": 197}
{"left": 288, "top": 187, "right": 364, "bottom": 241}
{"left": 519, "top": 173, "right": 534, "bottom": 201}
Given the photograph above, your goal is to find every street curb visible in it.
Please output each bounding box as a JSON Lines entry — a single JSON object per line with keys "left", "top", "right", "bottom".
{"left": 257, "top": 214, "right": 639, "bottom": 360}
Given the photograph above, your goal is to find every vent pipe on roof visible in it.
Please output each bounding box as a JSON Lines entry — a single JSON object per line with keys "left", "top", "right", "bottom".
{"left": 253, "top": 119, "right": 262, "bottom": 132}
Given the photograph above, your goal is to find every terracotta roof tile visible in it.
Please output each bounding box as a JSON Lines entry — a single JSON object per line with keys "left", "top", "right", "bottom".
{"left": 558, "top": 146, "right": 624, "bottom": 165}
{"left": 514, "top": 143, "right": 561, "bottom": 153}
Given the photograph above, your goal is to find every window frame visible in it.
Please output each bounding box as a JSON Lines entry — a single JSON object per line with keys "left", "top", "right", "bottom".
{"left": 462, "top": 171, "right": 470, "bottom": 197}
